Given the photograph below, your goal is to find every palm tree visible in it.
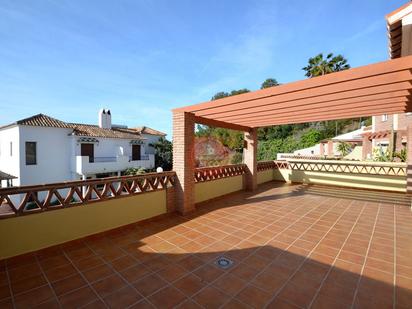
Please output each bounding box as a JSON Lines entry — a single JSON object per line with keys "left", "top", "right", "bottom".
{"left": 302, "top": 53, "right": 350, "bottom": 78}
{"left": 303, "top": 53, "right": 351, "bottom": 136}
{"left": 337, "top": 142, "right": 352, "bottom": 157}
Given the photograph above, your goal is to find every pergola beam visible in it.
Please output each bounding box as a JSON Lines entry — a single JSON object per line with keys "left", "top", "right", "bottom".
{"left": 214, "top": 97, "right": 409, "bottom": 123}
{"left": 204, "top": 87, "right": 411, "bottom": 119}
{"left": 173, "top": 56, "right": 412, "bottom": 115}
{"left": 192, "top": 115, "right": 251, "bottom": 132}
{"left": 242, "top": 107, "right": 408, "bottom": 127}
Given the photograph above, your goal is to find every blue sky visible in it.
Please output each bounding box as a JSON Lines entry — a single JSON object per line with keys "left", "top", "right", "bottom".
{"left": 0, "top": 0, "right": 406, "bottom": 137}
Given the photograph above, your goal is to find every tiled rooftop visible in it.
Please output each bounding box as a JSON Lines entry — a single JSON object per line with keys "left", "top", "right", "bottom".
{"left": 1, "top": 182, "right": 411, "bottom": 308}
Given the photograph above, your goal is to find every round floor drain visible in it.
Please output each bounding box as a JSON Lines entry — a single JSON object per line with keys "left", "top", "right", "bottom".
{"left": 215, "top": 257, "right": 234, "bottom": 269}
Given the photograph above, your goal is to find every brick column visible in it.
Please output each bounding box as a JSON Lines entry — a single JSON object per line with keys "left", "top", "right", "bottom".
{"left": 244, "top": 128, "right": 258, "bottom": 191}
{"left": 165, "top": 186, "right": 176, "bottom": 213}
{"left": 327, "top": 141, "right": 334, "bottom": 156}
{"left": 172, "top": 112, "right": 195, "bottom": 214}
{"left": 362, "top": 136, "right": 372, "bottom": 160}
{"left": 407, "top": 125, "right": 412, "bottom": 194}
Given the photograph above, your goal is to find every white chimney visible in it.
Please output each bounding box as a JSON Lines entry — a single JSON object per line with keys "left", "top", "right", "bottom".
{"left": 98, "top": 109, "right": 106, "bottom": 128}
{"left": 106, "top": 109, "right": 112, "bottom": 129}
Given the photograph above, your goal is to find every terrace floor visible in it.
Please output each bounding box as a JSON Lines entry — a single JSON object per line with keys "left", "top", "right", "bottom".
{"left": 1, "top": 182, "right": 412, "bottom": 308}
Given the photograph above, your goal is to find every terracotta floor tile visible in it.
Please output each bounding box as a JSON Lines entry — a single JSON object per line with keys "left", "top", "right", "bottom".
{"left": 34, "top": 298, "right": 61, "bottom": 309}
{"left": 193, "top": 264, "right": 224, "bottom": 283}
{"left": 44, "top": 263, "right": 78, "bottom": 283}
{"left": 82, "top": 264, "right": 115, "bottom": 284}
{"left": 157, "top": 263, "right": 188, "bottom": 283}
{"left": 174, "top": 273, "right": 205, "bottom": 296}
{"left": 103, "top": 286, "right": 142, "bottom": 308}
{"left": 213, "top": 273, "right": 246, "bottom": 296}
{"left": 176, "top": 299, "right": 203, "bottom": 309}
{"left": 192, "top": 286, "right": 231, "bottom": 308}
{"left": 92, "top": 273, "right": 127, "bottom": 298}
{"left": 58, "top": 286, "right": 98, "bottom": 308}
{"left": 38, "top": 255, "right": 70, "bottom": 271}
{"left": 14, "top": 285, "right": 55, "bottom": 308}
{"left": 72, "top": 255, "right": 103, "bottom": 272}
{"left": 235, "top": 284, "right": 272, "bottom": 308}
{"left": 178, "top": 255, "right": 204, "bottom": 271}
{"left": 221, "top": 299, "right": 250, "bottom": 309}
{"left": 338, "top": 250, "right": 365, "bottom": 265}
{"left": 11, "top": 274, "right": 48, "bottom": 295}
{"left": 311, "top": 293, "right": 352, "bottom": 309}
{"left": 4, "top": 183, "right": 412, "bottom": 308}
{"left": 119, "top": 263, "right": 151, "bottom": 284}
{"left": 52, "top": 273, "right": 87, "bottom": 296}
{"left": 132, "top": 273, "right": 167, "bottom": 297}
{"left": 148, "top": 286, "right": 187, "bottom": 308}
{"left": 0, "top": 283, "right": 10, "bottom": 301}
{"left": 9, "top": 263, "right": 42, "bottom": 283}
{"left": 81, "top": 299, "right": 107, "bottom": 309}
{"left": 267, "top": 297, "right": 301, "bottom": 309}
{"left": 110, "top": 255, "right": 137, "bottom": 272}
{"left": 143, "top": 253, "right": 169, "bottom": 268}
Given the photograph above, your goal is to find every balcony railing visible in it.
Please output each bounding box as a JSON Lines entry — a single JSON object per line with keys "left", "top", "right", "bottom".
{"left": 194, "top": 164, "right": 246, "bottom": 182}
{"left": 287, "top": 159, "right": 407, "bottom": 176}
{"left": 93, "top": 157, "right": 117, "bottom": 163}
{"left": 129, "top": 155, "right": 150, "bottom": 161}
{"left": 0, "top": 171, "right": 176, "bottom": 218}
{"left": 257, "top": 160, "right": 290, "bottom": 171}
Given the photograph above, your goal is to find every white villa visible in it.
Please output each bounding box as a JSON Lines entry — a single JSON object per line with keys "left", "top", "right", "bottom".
{"left": 0, "top": 109, "right": 166, "bottom": 188}
{"left": 278, "top": 126, "right": 372, "bottom": 160}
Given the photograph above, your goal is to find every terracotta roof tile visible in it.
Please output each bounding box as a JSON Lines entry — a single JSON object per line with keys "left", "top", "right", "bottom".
{"left": 1, "top": 114, "right": 146, "bottom": 140}
{"left": 16, "top": 114, "right": 72, "bottom": 128}
{"left": 69, "top": 123, "right": 144, "bottom": 139}
{"left": 133, "top": 126, "right": 166, "bottom": 136}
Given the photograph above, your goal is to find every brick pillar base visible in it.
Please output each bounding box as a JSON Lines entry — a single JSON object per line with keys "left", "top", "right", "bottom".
{"left": 407, "top": 125, "right": 412, "bottom": 194}
{"left": 319, "top": 143, "right": 324, "bottom": 156}
{"left": 395, "top": 131, "right": 403, "bottom": 153}
{"left": 172, "top": 112, "right": 195, "bottom": 214}
{"left": 327, "top": 141, "right": 334, "bottom": 156}
{"left": 166, "top": 186, "right": 176, "bottom": 213}
{"left": 362, "top": 136, "right": 372, "bottom": 160}
{"left": 244, "top": 128, "right": 258, "bottom": 191}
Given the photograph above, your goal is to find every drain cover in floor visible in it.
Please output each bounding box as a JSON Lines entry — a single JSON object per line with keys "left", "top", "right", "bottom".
{"left": 215, "top": 257, "right": 234, "bottom": 269}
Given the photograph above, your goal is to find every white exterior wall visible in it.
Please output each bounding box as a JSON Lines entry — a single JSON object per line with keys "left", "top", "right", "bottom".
{"left": 293, "top": 144, "right": 321, "bottom": 156}
{"left": 0, "top": 126, "right": 20, "bottom": 187}
{"left": 19, "top": 126, "right": 74, "bottom": 186}
{"left": 72, "top": 137, "right": 147, "bottom": 159}
{"left": 1, "top": 125, "right": 158, "bottom": 189}
{"left": 141, "top": 134, "right": 163, "bottom": 155}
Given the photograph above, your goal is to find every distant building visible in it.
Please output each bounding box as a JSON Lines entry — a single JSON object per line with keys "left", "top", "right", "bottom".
{"left": 278, "top": 126, "right": 371, "bottom": 160}
{"left": 0, "top": 109, "right": 166, "bottom": 188}
{"left": 366, "top": 2, "right": 412, "bottom": 158}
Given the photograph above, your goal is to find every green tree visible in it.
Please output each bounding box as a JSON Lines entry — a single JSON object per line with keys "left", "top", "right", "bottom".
{"left": 302, "top": 53, "right": 350, "bottom": 78}
{"left": 261, "top": 78, "right": 279, "bottom": 89}
{"left": 299, "top": 129, "right": 322, "bottom": 148}
{"left": 149, "top": 137, "right": 173, "bottom": 171}
{"left": 196, "top": 88, "right": 251, "bottom": 151}
{"left": 337, "top": 142, "right": 352, "bottom": 157}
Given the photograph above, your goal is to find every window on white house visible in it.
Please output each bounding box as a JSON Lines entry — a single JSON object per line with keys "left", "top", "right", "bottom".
{"left": 381, "top": 114, "right": 388, "bottom": 122}
{"left": 25, "top": 142, "right": 37, "bottom": 165}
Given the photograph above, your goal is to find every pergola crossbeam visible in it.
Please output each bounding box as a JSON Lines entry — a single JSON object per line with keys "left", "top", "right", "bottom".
{"left": 215, "top": 97, "right": 409, "bottom": 123}
{"left": 173, "top": 56, "right": 412, "bottom": 129}
{"left": 203, "top": 87, "right": 411, "bottom": 119}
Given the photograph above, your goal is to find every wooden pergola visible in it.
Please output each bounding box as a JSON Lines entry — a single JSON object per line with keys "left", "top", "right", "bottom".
{"left": 172, "top": 56, "right": 412, "bottom": 214}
